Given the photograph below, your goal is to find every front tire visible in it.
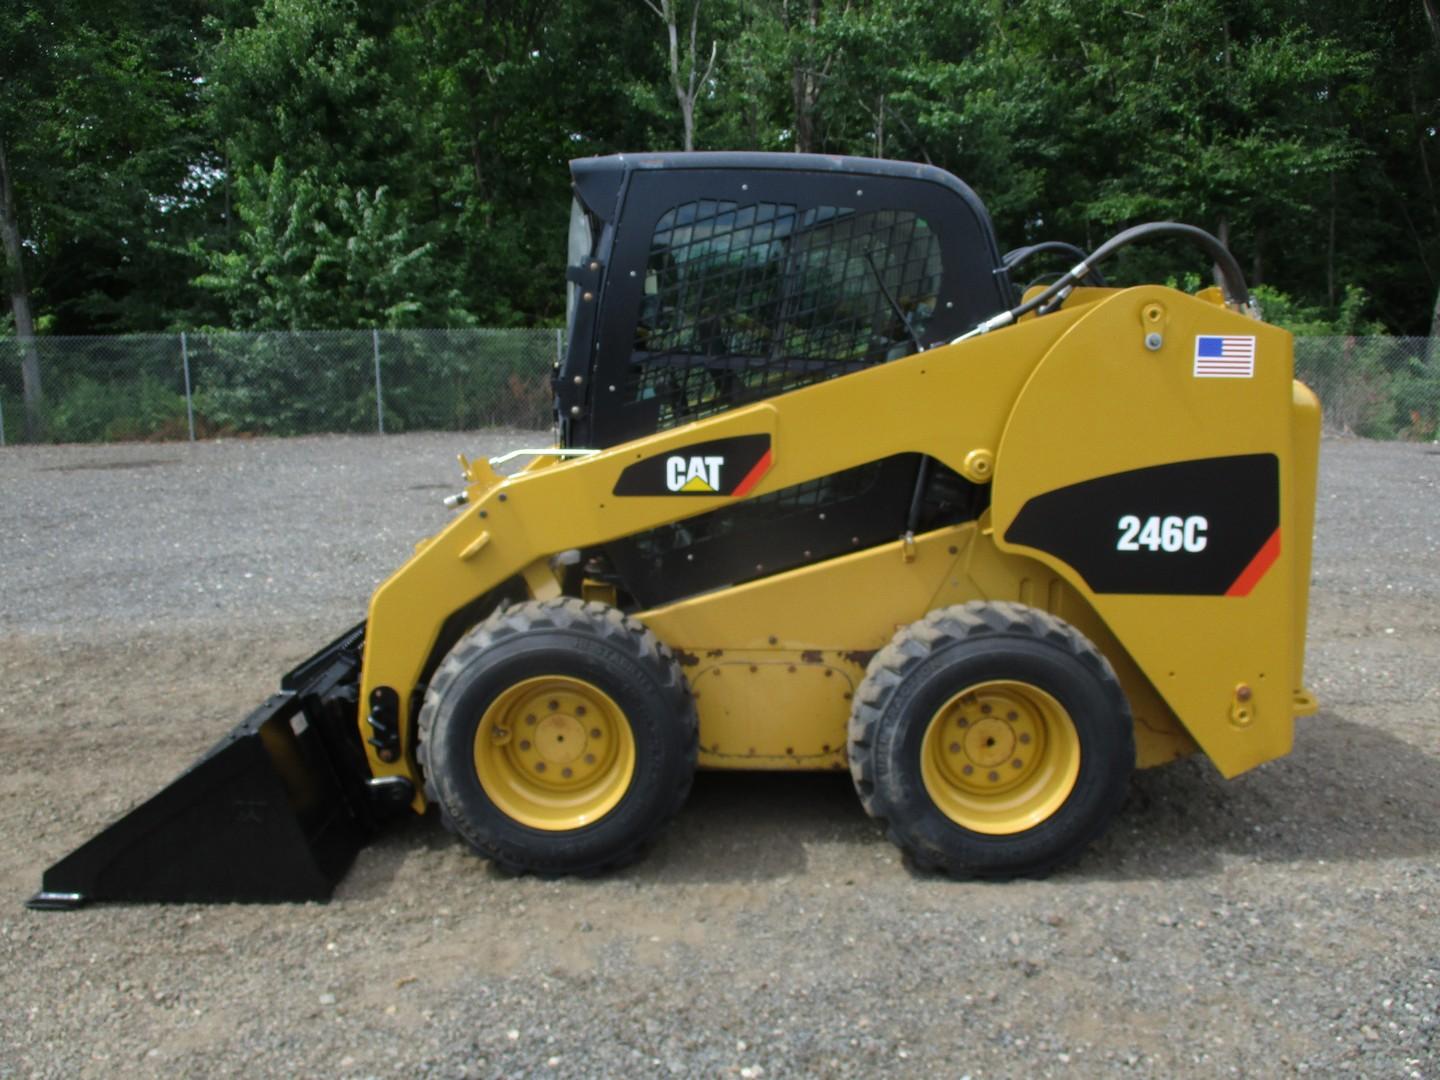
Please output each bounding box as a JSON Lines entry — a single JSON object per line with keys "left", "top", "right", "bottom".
{"left": 417, "top": 598, "right": 697, "bottom": 875}
{"left": 848, "top": 601, "right": 1133, "bottom": 878}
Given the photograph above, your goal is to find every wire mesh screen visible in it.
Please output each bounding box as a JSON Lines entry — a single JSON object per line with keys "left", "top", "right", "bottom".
{"left": 632, "top": 200, "right": 942, "bottom": 429}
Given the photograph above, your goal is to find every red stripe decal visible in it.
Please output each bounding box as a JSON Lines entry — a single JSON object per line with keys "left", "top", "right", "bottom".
{"left": 1225, "top": 527, "right": 1281, "bottom": 597}
{"left": 730, "top": 449, "right": 773, "bottom": 498}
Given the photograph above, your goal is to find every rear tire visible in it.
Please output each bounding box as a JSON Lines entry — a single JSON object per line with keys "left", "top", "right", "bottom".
{"left": 417, "top": 598, "right": 697, "bottom": 875}
{"left": 848, "top": 601, "right": 1133, "bottom": 878}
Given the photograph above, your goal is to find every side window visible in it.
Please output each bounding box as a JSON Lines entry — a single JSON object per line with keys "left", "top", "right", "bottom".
{"left": 633, "top": 199, "right": 941, "bottom": 428}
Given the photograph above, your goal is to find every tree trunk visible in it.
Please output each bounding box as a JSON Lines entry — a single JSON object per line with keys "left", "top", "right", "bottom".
{"left": 0, "top": 132, "right": 42, "bottom": 441}
{"left": 1327, "top": 173, "right": 1337, "bottom": 310}
{"left": 790, "top": 0, "right": 822, "bottom": 153}
{"left": 680, "top": 95, "right": 696, "bottom": 152}
{"left": 792, "top": 67, "right": 815, "bottom": 152}
{"left": 1428, "top": 283, "right": 1439, "bottom": 375}
{"left": 645, "top": 0, "right": 716, "bottom": 152}
{"left": 1211, "top": 214, "right": 1231, "bottom": 294}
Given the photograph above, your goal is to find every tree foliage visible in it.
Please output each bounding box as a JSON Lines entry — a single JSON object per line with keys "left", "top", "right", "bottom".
{"left": 1, "top": 0, "right": 1436, "bottom": 338}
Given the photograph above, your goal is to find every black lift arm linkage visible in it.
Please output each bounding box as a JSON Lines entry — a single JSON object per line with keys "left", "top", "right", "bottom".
{"left": 27, "top": 623, "right": 407, "bottom": 910}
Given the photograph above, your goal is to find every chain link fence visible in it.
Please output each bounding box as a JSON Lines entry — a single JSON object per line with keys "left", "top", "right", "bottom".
{"left": 0, "top": 329, "right": 562, "bottom": 445}
{"left": 0, "top": 331, "right": 1435, "bottom": 445}
{"left": 1294, "top": 336, "right": 1439, "bottom": 440}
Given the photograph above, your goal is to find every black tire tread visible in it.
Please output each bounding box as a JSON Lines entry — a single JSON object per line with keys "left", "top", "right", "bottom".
{"left": 416, "top": 597, "right": 698, "bottom": 875}
{"left": 847, "top": 600, "right": 1132, "bottom": 880}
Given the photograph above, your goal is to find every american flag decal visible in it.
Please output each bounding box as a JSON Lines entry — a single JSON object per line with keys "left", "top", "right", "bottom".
{"left": 1193, "top": 334, "right": 1256, "bottom": 378}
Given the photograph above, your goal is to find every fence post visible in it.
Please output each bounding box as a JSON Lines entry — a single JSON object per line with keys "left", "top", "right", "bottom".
{"left": 555, "top": 327, "right": 563, "bottom": 367}
{"left": 372, "top": 328, "right": 385, "bottom": 434}
{"left": 0, "top": 376, "right": 6, "bottom": 447}
{"left": 180, "top": 331, "right": 196, "bottom": 442}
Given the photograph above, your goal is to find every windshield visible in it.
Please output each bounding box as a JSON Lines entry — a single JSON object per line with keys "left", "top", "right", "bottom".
{"left": 565, "top": 198, "right": 595, "bottom": 335}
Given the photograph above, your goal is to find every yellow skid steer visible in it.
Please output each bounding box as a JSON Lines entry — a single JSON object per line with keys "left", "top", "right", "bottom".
{"left": 29, "top": 153, "right": 1320, "bottom": 907}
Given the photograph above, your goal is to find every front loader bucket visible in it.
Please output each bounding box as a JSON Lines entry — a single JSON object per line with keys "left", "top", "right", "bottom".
{"left": 27, "top": 625, "right": 391, "bottom": 909}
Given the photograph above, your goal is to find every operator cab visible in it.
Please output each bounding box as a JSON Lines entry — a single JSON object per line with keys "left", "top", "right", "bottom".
{"left": 557, "top": 152, "right": 1011, "bottom": 449}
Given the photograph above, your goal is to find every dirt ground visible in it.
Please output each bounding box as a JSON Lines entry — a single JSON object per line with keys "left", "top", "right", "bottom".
{"left": 0, "top": 433, "right": 1436, "bottom": 1079}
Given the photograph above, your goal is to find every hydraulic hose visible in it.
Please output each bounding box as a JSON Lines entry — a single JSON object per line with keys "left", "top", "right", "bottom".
{"left": 1003, "top": 241, "right": 1107, "bottom": 287}
{"left": 961, "top": 222, "right": 1252, "bottom": 341}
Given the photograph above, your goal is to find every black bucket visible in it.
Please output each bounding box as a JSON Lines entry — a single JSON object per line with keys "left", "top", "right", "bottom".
{"left": 27, "top": 624, "right": 400, "bottom": 909}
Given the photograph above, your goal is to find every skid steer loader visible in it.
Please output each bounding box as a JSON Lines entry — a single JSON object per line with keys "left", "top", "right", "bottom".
{"left": 29, "top": 152, "right": 1321, "bottom": 908}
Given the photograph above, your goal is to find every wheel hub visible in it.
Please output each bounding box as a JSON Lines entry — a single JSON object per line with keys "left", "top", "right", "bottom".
{"left": 963, "top": 716, "right": 1016, "bottom": 768}
{"left": 920, "top": 679, "right": 1081, "bottom": 835}
{"left": 472, "top": 676, "right": 635, "bottom": 831}
{"left": 535, "top": 714, "right": 587, "bottom": 766}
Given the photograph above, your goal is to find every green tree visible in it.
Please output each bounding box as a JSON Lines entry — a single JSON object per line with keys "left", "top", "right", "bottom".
{"left": 1, "top": 0, "right": 217, "bottom": 435}
{"left": 1, "top": 0, "right": 1435, "bottom": 345}
{"left": 197, "top": 160, "right": 469, "bottom": 329}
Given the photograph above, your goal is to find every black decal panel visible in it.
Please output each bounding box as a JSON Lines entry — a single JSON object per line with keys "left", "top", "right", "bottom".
{"left": 1003, "top": 455, "right": 1279, "bottom": 595}
{"left": 607, "top": 454, "right": 986, "bottom": 608}
{"left": 613, "top": 434, "right": 771, "bottom": 496}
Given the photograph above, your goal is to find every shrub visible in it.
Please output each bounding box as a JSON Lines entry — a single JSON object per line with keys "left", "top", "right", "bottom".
{"left": 46, "top": 375, "right": 190, "bottom": 443}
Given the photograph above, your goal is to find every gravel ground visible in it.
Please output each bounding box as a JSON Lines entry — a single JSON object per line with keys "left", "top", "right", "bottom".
{"left": 1, "top": 432, "right": 1437, "bottom": 1079}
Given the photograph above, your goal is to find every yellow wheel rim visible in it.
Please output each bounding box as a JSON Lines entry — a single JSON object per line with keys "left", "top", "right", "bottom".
{"left": 472, "top": 675, "right": 636, "bottom": 831}
{"left": 919, "top": 679, "right": 1081, "bottom": 835}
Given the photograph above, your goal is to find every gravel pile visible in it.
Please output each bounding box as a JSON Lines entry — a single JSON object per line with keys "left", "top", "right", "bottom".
{"left": 1, "top": 433, "right": 1436, "bottom": 1078}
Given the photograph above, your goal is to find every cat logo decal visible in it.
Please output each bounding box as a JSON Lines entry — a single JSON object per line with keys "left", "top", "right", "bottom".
{"left": 613, "top": 434, "right": 772, "bottom": 498}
